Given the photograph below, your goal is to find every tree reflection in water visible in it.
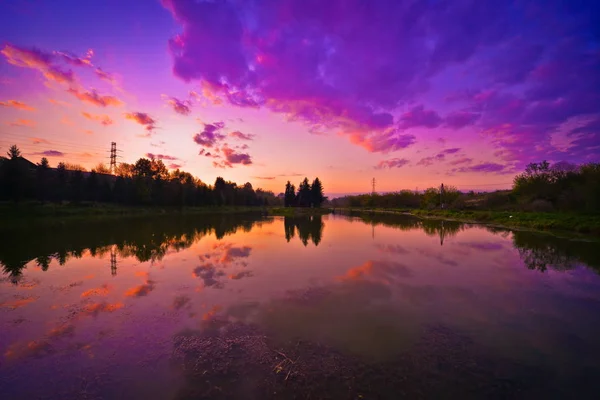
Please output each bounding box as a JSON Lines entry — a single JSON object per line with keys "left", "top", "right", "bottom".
{"left": 0, "top": 213, "right": 272, "bottom": 283}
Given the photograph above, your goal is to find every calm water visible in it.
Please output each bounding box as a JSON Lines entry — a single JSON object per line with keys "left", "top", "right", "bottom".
{"left": 1, "top": 213, "right": 600, "bottom": 399}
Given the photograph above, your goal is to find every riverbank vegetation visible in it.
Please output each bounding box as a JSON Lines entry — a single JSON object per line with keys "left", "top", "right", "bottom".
{"left": 330, "top": 160, "right": 600, "bottom": 234}
{"left": 0, "top": 145, "right": 282, "bottom": 208}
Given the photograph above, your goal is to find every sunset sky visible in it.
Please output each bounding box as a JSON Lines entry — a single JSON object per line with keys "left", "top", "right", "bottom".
{"left": 0, "top": 0, "right": 598, "bottom": 196}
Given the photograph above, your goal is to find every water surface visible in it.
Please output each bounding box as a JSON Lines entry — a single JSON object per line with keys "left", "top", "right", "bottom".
{"left": 1, "top": 213, "right": 600, "bottom": 399}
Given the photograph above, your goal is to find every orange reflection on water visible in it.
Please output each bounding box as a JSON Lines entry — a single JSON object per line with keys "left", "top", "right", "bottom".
{"left": 0, "top": 296, "right": 37, "bottom": 310}
{"left": 81, "top": 284, "right": 111, "bottom": 298}
{"left": 202, "top": 305, "right": 222, "bottom": 321}
{"left": 82, "top": 302, "right": 124, "bottom": 316}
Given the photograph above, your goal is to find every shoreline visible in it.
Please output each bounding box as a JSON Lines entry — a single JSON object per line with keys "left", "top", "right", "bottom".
{"left": 332, "top": 208, "right": 600, "bottom": 237}
{"left": 0, "top": 203, "right": 332, "bottom": 229}
{"left": 2, "top": 202, "right": 599, "bottom": 236}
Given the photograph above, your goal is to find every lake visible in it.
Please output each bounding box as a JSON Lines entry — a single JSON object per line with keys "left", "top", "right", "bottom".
{"left": 1, "top": 212, "right": 600, "bottom": 399}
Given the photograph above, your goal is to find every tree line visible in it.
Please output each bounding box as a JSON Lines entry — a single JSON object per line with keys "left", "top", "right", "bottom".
{"left": 283, "top": 177, "right": 326, "bottom": 207}
{"left": 330, "top": 160, "right": 600, "bottom": 213}
{"left": 0, "top": 145, "right": 282, "bottom": 207}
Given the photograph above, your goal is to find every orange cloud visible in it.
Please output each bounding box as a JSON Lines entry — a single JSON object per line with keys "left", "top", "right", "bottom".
{"left": 8, "top": 119, "right": 36, "bottom": 127}
{"left": 67, "top": 88, "right": 122, "bottom": 107}
{"left": 1, "top": 43, "right": 77, "bottom": 86}
{"left": 81, "top": 111, "right": 114, "bottom": 126}
{"left": 42, "top": 67, "right": 75, "bottom": 84}
{"left": 0, "top": 100, "right": 35, "bottom": 111}
{"left": 1, "top": 43, "right": 52, "bottom": 70}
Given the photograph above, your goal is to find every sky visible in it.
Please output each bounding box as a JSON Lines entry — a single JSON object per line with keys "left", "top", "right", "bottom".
{"left": 0, "top": 0, "right": 599, "bottom": 196}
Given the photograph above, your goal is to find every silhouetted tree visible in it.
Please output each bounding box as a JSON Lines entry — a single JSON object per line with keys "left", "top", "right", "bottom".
{"left": 7, "top": 145, "right": 21, "bottom": 159}
{"left": 297, "top": 178, "right": 311, "bottom": 207}
{"left": 284, "top": 181, "right": 296, "bottom": 207}
{"left": 0, "top": 145, "right": 32, "bottom": 202}
{"left": 310, "top": 177, "right": 325, "bottom": 207}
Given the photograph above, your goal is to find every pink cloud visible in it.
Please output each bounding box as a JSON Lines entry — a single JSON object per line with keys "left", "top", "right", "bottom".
{"left": 68, "top": 88, "right": 122, "bottom": 107}
{"left": 81, "top": 112, "right": 114, "bottom": 126}
{"left": 8, "top": 119, "right": 36, "bottom": 127}
{"left": 0, "top": 100, "right": 35, "bottom": 111}
{"left": 48, "top": 99, "right": 71, "bottom": 107}
{"left": 229, "top": 130, "right": 255, "bottom": 141}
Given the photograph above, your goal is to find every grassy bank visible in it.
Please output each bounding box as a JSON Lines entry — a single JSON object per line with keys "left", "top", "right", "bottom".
{"left": 267, "top": 207, "right": 332, "bottom": 217}
{"left": 0, "top": 202, "right": 269, "bottom": 228}
{"left": 335, "top": 207, "right": 600, "bottom": 236}
{"left": 0, "top": 202, "right": 334, "bottom": 229}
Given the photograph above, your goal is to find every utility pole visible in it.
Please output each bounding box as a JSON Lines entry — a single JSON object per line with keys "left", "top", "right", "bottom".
{"left": 109, "top": 142, "right": 117, "bottom": 173}
{"left": 372, "top": 178, "right": 376, "bottom": 196}
{"left": 440, "top": 183, "right": 445, "bottom": 209}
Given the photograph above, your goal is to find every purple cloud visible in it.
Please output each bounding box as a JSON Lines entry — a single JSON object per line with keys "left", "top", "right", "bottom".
{"left": 445, "top": 111, "right": 480, "bottom": 129}
{"left": 193, "top": 122, "right": 226, "bottom": 147}
{"left": 439, "top": 148, "right": 461, "bottom": 155}
{"left": 146, "top": 153, "right": 178, "bottom": 161}
{"left": 375, "top": 158, "right": 410, "bottom": 170}
{"left": 457, "top": 162, "right": 507, "bottom": 173}
{"left": 223, "top": 145, "right": 252, "bottom": 166}
{"left": 229, "top": 131, "right": 255, "bottom": 141}
{"left": 34, "top": 150, "right": 64, "bottom": 157}
{"left": 449, "top": 157, "right": 473, "bottom": 166}
{"left": 162, "top": 0, "right": 600, "bottom": 164}
{"left": 166, "top": 96, "right": 191, "bottom": 115}
{"left": 398, "top": 105, "right": 442, "bottom": 130}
